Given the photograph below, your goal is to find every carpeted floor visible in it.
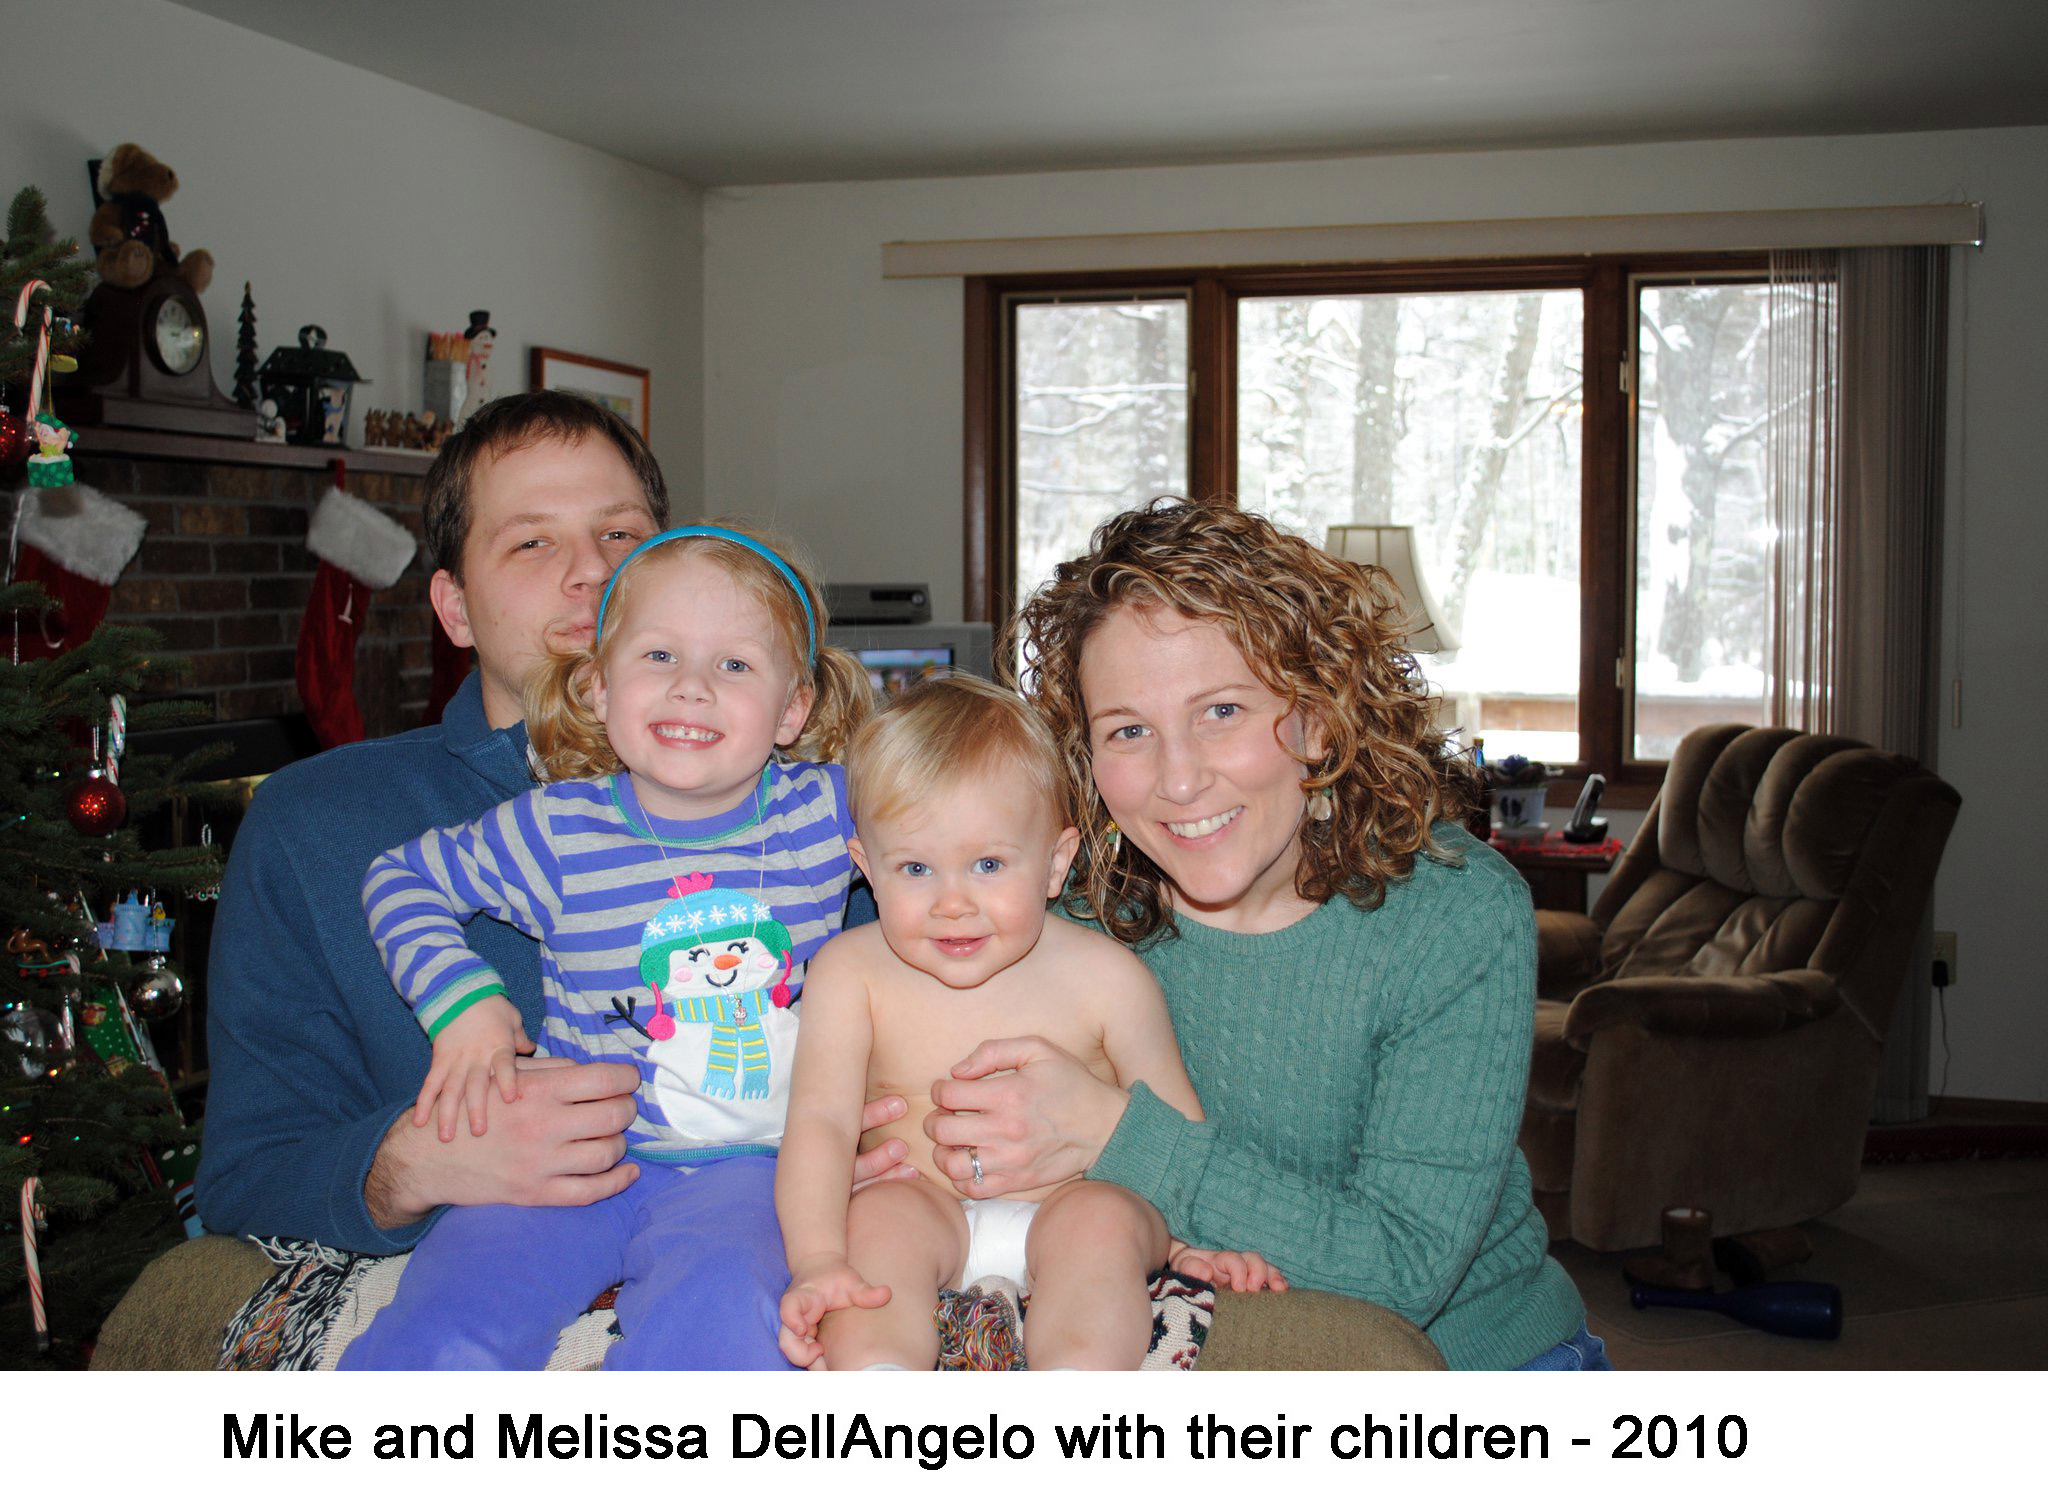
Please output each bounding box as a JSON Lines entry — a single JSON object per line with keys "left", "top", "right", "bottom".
{"left": 1553, "top": 1153, "right": 2048, "bottom": 1369}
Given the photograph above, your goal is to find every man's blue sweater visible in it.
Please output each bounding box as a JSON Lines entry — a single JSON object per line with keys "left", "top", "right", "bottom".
{"left": 196, "top": 673, "right": 544, "bottom": 1254}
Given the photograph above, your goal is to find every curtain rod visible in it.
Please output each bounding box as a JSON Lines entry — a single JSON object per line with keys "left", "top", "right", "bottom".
{"left": 882, "top": 203, "right": 1983, "bottom": 279}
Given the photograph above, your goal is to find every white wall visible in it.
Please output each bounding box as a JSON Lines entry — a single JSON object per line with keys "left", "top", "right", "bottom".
{"left": 703, "top": 127, "right": 2048, "bottom": 1104}
{"left": 0, "top": 0, "right": 702, "bottom": 487}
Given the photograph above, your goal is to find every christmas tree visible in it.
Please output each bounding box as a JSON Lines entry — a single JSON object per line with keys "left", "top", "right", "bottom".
{"left": 0, "top": 590, "right": 225, "bottom": 1368}
{"left": 1, "top": 186, "right": 89, "bottom": 395}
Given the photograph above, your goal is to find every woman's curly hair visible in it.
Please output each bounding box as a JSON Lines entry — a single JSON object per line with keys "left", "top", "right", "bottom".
{"left": 1005, "top": 499, "right": 1477, "bottom": 944}
{"left": 526, "top": 522, "right": 873, "bottom": 781}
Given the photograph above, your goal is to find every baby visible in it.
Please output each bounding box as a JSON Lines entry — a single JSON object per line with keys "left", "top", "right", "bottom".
{"left": 776, "top": 674, "right": 1277, "bottom": 1370}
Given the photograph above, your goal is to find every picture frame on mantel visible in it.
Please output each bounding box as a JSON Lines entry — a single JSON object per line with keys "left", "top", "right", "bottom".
{"left": 530, "top": 347, "right": 651, "bottom": 439}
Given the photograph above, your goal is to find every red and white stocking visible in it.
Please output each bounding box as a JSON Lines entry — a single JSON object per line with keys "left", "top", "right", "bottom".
{"left": 10, "top": 483, "right": 148, "bottom": 660}
{"left": 296, "top": 486, "right": 416, "bottom": 750}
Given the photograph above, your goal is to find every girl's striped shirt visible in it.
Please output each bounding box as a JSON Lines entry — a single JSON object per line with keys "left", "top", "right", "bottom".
{"left": 362, "top": 763, "right": 853, "bottom": 1162}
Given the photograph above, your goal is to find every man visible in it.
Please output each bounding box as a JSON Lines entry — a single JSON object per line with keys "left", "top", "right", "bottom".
{"left": 197, "top": 392, "right": 896, "bottom": 1257}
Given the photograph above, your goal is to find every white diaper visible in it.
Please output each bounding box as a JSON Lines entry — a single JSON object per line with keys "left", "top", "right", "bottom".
{"left": 960, "top": 1197, "right": 1040, "bottom": 1289}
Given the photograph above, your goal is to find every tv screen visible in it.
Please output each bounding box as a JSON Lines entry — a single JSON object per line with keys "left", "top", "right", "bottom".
{"left": 853, "top": 646, "right": 953, "bottom": 697}
{"left": 826, "top": 623, "right": 994, "bottom": 694}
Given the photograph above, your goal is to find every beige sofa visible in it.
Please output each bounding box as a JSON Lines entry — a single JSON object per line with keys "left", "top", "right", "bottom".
{"left": 93, "top": 1234, "right": 1445, "bottom": 1370}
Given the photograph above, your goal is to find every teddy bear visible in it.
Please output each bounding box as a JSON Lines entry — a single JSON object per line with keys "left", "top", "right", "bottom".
{"left": 88, "top": 142, "right": 214, "bottom": 295}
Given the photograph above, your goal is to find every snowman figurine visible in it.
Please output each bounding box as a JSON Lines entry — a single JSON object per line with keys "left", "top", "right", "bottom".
{"left": 628, "top": 873, "right": 800, "bottom": 1145}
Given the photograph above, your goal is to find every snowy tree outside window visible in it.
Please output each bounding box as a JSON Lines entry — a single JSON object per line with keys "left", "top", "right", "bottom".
{"left": 1633, "top": 280, "right": 1772, "bottom": 759}
{"left": 1237, "top": 290, "right": 1583, "bottom": 762}
{"left": 1014, "top": 298, "right": 1187, "bottom": 612}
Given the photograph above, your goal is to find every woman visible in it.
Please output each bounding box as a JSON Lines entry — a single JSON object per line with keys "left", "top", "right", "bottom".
{"left": 924, "top": 501, "right": 1600, "bottom": 1369}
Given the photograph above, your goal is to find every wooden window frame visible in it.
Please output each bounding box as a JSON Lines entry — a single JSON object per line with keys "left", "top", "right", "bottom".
{"left": 966, "top": 252, "right": 1767, "bottom": 805}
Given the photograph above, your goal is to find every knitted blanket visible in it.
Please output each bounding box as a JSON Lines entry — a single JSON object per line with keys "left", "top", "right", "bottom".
{"left": 219, "top": 1239, "right": 1210, "bottom": 1371}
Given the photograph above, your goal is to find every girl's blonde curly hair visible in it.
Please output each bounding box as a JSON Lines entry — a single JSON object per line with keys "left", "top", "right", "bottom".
{"left": 1005, "top": 499, "right": 1477, "bottom": 945}
{"left": 525, "top": 522, "right": 873, "bottom": 781}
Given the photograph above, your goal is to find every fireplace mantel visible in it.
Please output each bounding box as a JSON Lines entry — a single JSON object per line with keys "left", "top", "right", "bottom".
{"left": 78, "top": 425, "right": 437, "bottom": 476}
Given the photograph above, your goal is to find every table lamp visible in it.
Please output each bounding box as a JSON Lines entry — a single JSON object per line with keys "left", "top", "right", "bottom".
{"left": 1324, "top": 525, "right": 1460, "bottom": 661}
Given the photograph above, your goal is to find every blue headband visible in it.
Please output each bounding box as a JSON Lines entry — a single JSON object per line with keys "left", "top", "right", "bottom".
{"left": 594, "top": 526, "right": 818, "bottom": 665}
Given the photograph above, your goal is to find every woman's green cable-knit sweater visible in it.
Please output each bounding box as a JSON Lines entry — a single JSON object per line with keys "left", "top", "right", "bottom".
{"left": 1088, "top": 825, "right": 1584, "bottom": 1369}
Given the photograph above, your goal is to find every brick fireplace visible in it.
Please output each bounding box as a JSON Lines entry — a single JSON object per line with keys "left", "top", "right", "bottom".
{"left": 72, "top": 436, "right": 442, "bottom": 743}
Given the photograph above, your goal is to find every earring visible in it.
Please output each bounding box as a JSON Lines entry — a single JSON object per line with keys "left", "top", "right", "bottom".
{"left": 1104, "top": 821, "right": 1122, "bottom": 858}
{"left": 1307, "top": 787, "right": 1335, "bottom": 824}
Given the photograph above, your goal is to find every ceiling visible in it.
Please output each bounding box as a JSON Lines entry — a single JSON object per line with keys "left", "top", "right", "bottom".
{"left": 173, "top": 0, "right": 2048, "bottom": 187}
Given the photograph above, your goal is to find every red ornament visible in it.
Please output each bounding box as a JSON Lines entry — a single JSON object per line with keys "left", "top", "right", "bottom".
{"left": 0, "top": 405, "right": 25, "bottom": 466}
{"left": 65, "top": 772, "right": 128, "bottom": 836}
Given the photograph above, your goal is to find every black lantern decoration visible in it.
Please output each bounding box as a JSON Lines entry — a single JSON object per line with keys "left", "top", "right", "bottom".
{"left": 257, "top": 324, "right": 369, "bottom": 447}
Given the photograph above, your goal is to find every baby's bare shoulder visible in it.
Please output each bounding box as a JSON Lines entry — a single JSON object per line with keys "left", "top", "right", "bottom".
{"left": 1034, "top": 916, "right": 1155, "bottom": 987}
{"left": 805, "top": 922, "right": 889, "bottom": 988}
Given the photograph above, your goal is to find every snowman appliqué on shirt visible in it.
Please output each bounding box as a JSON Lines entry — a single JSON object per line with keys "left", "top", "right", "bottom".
{"left": 610, "top": 872, "right": 801, "bottom": 1145}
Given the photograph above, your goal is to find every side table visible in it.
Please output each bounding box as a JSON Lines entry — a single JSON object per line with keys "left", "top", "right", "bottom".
{"left": 1488, "top": 831, "right": 1624, "bottom": 912}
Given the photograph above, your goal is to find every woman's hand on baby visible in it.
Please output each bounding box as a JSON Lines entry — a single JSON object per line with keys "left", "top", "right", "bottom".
{"left": 925, "top": 1036, "right": 1129, "bottom": 1196}
{"left": 777, "top": 1258, "right": 890, "bottom": 1368}
{"left": 850, "top": 1095, "right": 920, "bottom": 1191}
{"left": 413, "top": 994, "right": 535, "bottom": 1142}
{"left": 1169, "top": 1242, "right": 1287, "bottom": 1294}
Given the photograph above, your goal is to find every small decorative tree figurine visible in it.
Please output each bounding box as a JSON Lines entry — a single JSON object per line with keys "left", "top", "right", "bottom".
{"left": 232, "top": 281, "right": 259, "bottom": 409}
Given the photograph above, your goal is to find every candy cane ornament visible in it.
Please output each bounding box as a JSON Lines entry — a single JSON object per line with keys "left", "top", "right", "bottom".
{"left": 20, "top": 1177, "right": 48, "bottom": 1355}
{"left": 12, "top": 279, "right": 53, "bottom": 424}
{"left": 105, "top": 696, "right": 128, "bottom": 787}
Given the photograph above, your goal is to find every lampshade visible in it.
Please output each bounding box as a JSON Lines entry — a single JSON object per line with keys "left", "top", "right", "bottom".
{"left": 1324, "top": 524, "right": 1460, "bottom": 659}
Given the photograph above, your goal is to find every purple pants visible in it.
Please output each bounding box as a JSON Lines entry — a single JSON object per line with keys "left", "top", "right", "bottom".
{"left": 338, "top": 1154, "right": 791, "bottom": 1370}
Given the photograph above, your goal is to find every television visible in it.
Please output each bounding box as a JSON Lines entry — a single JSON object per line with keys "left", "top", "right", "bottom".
{"left": 825, "top": 622, "right": 995, "bottom": 697}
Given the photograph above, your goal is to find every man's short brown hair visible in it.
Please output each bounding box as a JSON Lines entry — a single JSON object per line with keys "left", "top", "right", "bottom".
{"left": 421, "top": 390, "right": 669, "bottom": 579}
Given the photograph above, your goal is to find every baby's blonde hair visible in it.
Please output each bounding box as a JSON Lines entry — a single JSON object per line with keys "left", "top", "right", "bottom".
{"left": 846, "top": 673, "right": 1065, "bottom": 834}
{"left": 526, "top": 522, "right": 873, "bottom": 780}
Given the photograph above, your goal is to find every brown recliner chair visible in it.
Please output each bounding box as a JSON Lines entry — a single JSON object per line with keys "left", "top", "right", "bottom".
{"left": 1520, "top": 724, "right": 1960, "bottom": 1251}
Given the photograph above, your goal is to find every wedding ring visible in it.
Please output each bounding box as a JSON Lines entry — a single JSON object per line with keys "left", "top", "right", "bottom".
{"left": 968, "top": 1148, "right": 986, "bottom": 1187}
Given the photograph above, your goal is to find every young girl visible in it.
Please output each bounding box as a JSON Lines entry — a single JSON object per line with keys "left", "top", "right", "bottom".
{"left": 339, "top": 525, "right": 872, "bottom": 1370}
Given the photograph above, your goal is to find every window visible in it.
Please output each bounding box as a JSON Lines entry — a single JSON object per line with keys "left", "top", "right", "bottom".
{"left": 967, "top": 255, "right": 1781, "bottom": 797}
{"left": 1013, "top": 297, "right": 1188, "bottom": 608}
{"left": 1630, "top": 276, "right": 1773, "bottom": 761}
